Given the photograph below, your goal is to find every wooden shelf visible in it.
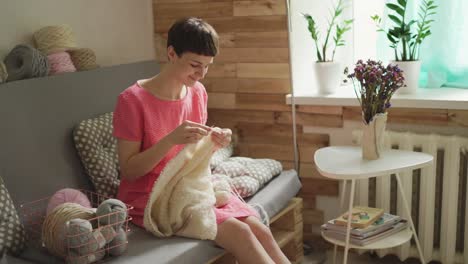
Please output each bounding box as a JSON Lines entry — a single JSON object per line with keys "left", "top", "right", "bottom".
{"left": 272, "top": 229, "right": 295, "bottom": 247}
{"left": 321, "top": 228, "right": 412, "bottom": 250}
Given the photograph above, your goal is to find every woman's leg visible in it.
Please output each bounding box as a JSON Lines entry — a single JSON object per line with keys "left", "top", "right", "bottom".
{"left": 215, "top": 218, "right": 274, "bottom": 264}
{"left": 242, "top": 216, "right": 291, "bottom": 264}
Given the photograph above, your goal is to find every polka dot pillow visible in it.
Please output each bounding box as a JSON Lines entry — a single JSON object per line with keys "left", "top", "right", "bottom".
{"left": 210, "top": 144, "right": 233, "bottom": 170}
{"left": 212, "top": 157, "right": 283, "bottom": 198}
{"left": 73, "top": 112, "right": 119, "bottom": 198}
{"left": 212, "top": 160, "right": 247, "bottom": 178}
{"left": 230, "top": 176, "right": 260, "bottom": 198}
{"left": 0, "top": 176, "right": 26, "bottom": 255}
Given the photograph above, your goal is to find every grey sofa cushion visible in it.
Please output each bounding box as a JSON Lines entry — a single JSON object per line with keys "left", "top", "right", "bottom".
{"left": 73, "top": 112, "right": 119, "bottom": 198}
{"left": 0, "top": 177, "right": 26, "bottom": 256}
{"left": 18, "top": 170, "right": 301, "bottom": 264}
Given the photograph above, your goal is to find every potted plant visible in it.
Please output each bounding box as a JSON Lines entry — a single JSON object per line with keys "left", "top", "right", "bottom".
{"left": 346, "top": 59, "right": 405, "bottom": 159}
{"left": 302, "top": 0, "right": 353, "bottom": 94}
{"left": 372, "top": 0, "right": 437, "bottom": 94}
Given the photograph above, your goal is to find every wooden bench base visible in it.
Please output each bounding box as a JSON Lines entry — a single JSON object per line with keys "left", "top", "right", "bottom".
{"left": 207, "top": 197, "right": 304, "bottom": 264}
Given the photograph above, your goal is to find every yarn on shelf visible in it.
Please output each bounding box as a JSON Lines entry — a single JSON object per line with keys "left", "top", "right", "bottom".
{"left": 68, "top": 48, "right": 98, "bottom": 71}
{"left": 47, "top": 52, "right": 77, "bottom": 75}
{"left": 3, "top": 44, "right": 49, "bottom": 82}
{"left": 33, "top": 25, "right": 77, "bottom": 54}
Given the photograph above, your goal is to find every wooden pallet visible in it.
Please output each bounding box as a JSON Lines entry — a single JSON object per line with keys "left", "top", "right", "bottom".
{"left": 207, "top": 197, "right": 304, "bottom": 264}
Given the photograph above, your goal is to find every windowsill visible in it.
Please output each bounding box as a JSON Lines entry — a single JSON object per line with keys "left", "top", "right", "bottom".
{"left": 286, "top": 86, "right": 468, "bottom": 110}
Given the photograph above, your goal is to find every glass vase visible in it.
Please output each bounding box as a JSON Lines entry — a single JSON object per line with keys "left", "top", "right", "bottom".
{"left": 362, "top": 113, "right": 387, "bottom": 160}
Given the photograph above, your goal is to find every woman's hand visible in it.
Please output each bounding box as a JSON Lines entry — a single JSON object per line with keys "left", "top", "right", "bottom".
{"left": 166, "top": 120, "right": 211, "bottom": 145}
{"left": 211, "top": 127, "right": 232, "bottom": 149}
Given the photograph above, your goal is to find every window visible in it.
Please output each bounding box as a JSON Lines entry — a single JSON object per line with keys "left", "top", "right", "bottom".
{"left": 289, "top": 0, "right": 468, "bottom": 96}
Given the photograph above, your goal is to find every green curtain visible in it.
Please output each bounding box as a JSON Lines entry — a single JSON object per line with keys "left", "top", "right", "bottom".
{"left": 378, "top": 0, "right": 468, "bottom": 88}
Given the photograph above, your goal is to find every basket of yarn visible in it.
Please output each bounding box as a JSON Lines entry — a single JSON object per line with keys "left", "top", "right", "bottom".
{"left": 20, "top": 189, "right": 132, "bottom": 264}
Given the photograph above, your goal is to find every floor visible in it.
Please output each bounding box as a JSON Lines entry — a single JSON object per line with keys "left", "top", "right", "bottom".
{"left": 301, "top": 243, "right": 436, "bottom": 264}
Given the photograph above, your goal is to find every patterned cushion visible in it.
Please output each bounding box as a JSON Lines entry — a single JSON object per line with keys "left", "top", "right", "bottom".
{"left": 230, "top": 176, "right": 259, "bottom": 198}
{"left": 0, "top": 176, "right": 26, "bottom": 255}
{"left": 212, "top": 161, "right": 247, "bottom": 178}
{"left": 214, "top": 157, "right": 283, "bottom": 198}
{"left": 73, "top": 112, "right": 119, "bottom": 197}
{"left": 210, "top": 144, "right": 233, "bottom": 170}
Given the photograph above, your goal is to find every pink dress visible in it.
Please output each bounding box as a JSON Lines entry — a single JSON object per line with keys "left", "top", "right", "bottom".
{"left": 113, "top": 81, "right": 258, "bottom": 227}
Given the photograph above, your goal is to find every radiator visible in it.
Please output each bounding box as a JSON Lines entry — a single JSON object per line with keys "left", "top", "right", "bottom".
{"left": 352, "top": 131, "right": 468, "bottom": 264}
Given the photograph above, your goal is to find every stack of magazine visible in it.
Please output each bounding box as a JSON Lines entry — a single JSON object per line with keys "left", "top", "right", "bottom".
{"left": 321, "top": 206, "right": 408, "bottom": 246}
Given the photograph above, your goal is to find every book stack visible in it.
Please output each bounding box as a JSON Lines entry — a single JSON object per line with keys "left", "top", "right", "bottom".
{"left": 321, "top": 206, "right": 408, "bottom": 246}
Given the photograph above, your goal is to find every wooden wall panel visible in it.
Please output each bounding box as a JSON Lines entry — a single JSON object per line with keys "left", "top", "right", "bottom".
{"left": 449, "top": 110, "right": 468, "bottom": 127}
{"left": 216, "top": 48, "right": 289, "bottom": 63}
{"left": 203, "top": 78, "right": 290, "bottom": 94}
{"left": 233, "top": 0, "right": 286, "bottom": 17}
{"left": 234, "top": 31, "right": 289, "bottom": 48}
{"left": 206, "top": 63, "right": 236, "bottom": 78}
{"left": 154, "top": 3, "right": 233, "bottom": 19}
{"left": 237, "top": 63, "right": 290, "bottom": 79}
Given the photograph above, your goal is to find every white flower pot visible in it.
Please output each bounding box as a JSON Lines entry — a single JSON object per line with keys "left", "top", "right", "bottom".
{"left": 314, "top": 61, "right": 341, "bottom": 94}
{"left": 392, "top": 60, "right": 421, "bottom": 94}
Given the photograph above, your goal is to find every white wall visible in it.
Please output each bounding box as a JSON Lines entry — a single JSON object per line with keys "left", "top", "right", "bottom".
{"left": 0, "top": 0, "right": 155, "bottom": 66}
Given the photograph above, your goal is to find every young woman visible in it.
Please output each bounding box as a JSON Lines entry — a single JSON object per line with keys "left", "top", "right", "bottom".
{"left": 113, "top": 17, "right": 290, "bottom": 264}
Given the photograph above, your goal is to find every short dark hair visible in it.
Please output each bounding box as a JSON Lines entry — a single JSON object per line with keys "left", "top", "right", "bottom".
{"left": 167, "top": 17, "right": 219, "bottom": 57}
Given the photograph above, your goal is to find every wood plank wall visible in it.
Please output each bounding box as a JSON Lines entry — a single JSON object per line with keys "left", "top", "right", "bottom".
{"left": 152, "top": 0, "right": 468, "bottom": 245}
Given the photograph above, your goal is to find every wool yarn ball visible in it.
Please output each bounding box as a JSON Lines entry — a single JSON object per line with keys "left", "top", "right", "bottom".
{"left": 108, "top": 228, "right": 128, "bottom": 256}
{"left": 65, "top": 218, "right": 93, "bottom": 249}
{"left": 65, "top": 218, "right": 106, "bottom": 256}
{"left": 67, "top": 249, "right": 105, "bottom": 264}
{"left": 99, "top": 225, "right": 117, "bottom": 244}
{"left": 47, "top": 189, "right": 91, "bottom": 215}
{"left": 96, "top": 199, "right": 127, "bottom": 230}
{"left": 75, "top": 231, "right": 106, "bottom": 256}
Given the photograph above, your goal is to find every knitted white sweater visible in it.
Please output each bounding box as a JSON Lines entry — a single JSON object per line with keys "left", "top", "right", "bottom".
{"left": 143, "top": 133, "right": 217, "bottom": 240}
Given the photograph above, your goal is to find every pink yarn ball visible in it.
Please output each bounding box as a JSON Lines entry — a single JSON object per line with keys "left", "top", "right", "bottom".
{"left": 46, "top": 188, "right": 92, "bottom": 215}
{"left": 47, "top": 51, "right": 76, "bottom": 75}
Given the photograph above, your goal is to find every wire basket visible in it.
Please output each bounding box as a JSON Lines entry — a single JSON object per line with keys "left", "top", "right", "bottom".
{"left": 19, "top": 189, "right": 133, "bottom": 263}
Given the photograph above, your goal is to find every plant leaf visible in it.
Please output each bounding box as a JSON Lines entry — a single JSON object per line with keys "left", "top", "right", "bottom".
{"left": 397, "top": 0, "right": 406, "bottom": 7}
{"left": 386, "top": 3, "right": 405, "bottom": 17}
{"left": 388, "top": 14, "right": 402, "bottom": 25}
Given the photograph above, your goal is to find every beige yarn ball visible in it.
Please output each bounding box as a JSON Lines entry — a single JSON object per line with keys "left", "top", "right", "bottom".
{"left": 68, "top": 48, "right": 99, "bottom": 71}
{"left": 0, "top": 61, "right": 7, "bottom": 83}
{"left": 42, "top": 203, "right": 95, "bottom": 258}
{"left": 33, "top": 25, "right": 77, "bottom": 54}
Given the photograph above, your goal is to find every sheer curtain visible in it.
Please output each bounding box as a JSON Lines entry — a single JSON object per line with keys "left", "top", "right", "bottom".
{"left": 378, "top": 0, "right": 468, "bottom": 88}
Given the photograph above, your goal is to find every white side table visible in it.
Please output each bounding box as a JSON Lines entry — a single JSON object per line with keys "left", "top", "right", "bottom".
{"left": 314, "top": 146, "right": 433, "bottom": 264}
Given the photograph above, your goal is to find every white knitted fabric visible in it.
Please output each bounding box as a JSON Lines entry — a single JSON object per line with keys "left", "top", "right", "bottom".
{"left": 144, "top": 133, "right": 217, "bottom": 240}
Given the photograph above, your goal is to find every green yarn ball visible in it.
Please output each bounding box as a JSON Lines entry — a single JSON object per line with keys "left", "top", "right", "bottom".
{"left": 65, "top": 219, "right": 93, "bottom": 248}
{"left": 99, "top": 225, "right": 117, "bottom": 244}
{"left": 108, "top": 228, "right": 128, "bottom": 256}
{"left": 65, "top": 219, "right": 107, "bottom": 256}
{"left": 96, "top": 199, "right": 127, "bottom": 230}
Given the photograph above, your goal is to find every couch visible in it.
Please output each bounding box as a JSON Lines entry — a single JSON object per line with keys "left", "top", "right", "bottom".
{"left": 0, "top": 61, "right": 303, "bottom": 264}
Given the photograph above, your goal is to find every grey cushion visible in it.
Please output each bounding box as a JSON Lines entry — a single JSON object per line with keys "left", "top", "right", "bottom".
{"left": 18, "top": 170, "right": 301, "bottom": 264}
{"left": 213, "top": 157, "right": 284, "bottom": 198}
{"left": 0, "top": 177, "right": 26, "bottom": 256}
{"left": 73, "top": 112, "right": 119, "bottom": 197}
{"left": 210, "top": 144, "right": 233, "bottom": 170}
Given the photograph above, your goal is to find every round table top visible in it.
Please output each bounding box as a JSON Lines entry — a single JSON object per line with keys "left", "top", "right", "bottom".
{"left": 314, "top": 146, "right": 433, "bottom": 180}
